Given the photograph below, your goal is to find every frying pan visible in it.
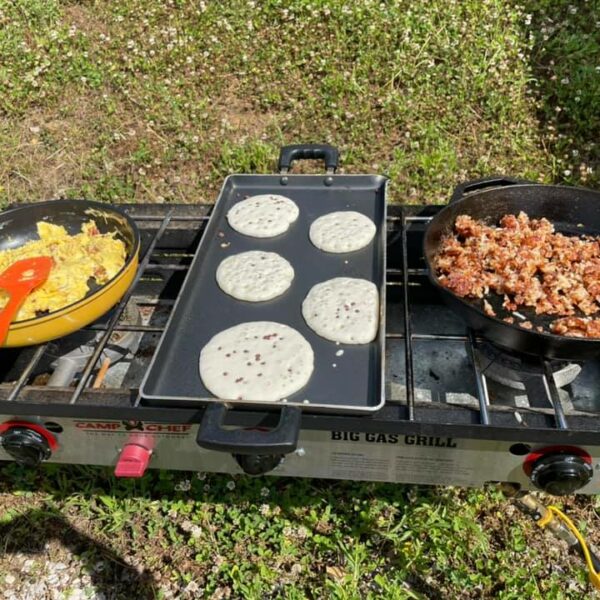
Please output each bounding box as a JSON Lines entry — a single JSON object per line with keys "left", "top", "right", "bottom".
{"left": 424, "top": 177, "right": 600, "bottom": 360}
{"left": 0, "top": 199, "right": 140, "bottom": 347}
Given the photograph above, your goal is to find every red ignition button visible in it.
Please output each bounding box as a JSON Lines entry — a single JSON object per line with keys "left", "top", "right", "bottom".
{"left": 115, "top": 443, "right": 152, "bottom": 478}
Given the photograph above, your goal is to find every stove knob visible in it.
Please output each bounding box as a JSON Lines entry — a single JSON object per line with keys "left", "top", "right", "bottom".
{"left": 234, "top": 454, "right": 283, "bottom": 475}
{"left": 0, "top": 427, "right": 51, "bottom": 467}
{"left": 530, "top": 454, "right": 593, "bottom": 495}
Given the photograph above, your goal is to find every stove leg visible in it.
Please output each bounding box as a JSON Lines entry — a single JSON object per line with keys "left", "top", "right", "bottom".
{"left": 234, "top": 454, "right": 284, "bottom": 476}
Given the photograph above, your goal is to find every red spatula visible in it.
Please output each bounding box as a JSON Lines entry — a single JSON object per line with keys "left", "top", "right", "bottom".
{"left": 0, "top": 257, "right": 53, "bottom": 346}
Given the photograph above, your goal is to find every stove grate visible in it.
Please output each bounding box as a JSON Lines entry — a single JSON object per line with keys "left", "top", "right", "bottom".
{"left": 0, "top": 204, "right": 598, "bottom": 438}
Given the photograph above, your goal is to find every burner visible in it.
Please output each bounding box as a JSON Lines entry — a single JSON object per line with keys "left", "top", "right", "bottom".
{"left": 474, "top": 342, "right": 582, "bottom": 391}
{"left": 45, "top": 303, "right": 143, "bottom": 388}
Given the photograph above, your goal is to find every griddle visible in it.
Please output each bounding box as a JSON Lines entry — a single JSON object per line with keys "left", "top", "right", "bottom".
{"left": 140, "top": 145, "right": 387, "bottom": 418}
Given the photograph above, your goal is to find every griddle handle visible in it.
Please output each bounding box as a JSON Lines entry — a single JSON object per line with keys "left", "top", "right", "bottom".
{"left": 196, "top": 403, "right": 301, "bottom": 455}
{"left": 450, "top": 176, "right": 532, "bottom": 203}
{"left": 278, "top": 144, "right": 339, "bottom": 174}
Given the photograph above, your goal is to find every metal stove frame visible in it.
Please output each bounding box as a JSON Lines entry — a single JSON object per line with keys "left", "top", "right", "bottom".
{"left": 1, "top": 204, "right": 599, "bottom": 492}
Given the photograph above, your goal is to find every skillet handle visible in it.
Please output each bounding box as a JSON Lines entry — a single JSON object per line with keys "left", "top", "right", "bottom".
{"left": 278, "top": 144, "right": 339, "bottom": 174}
{"left": 450, "top": 176, "right": 532, "bottom": 203}
{"left": 196, "top": 403, "right": 301, "bottom": 455}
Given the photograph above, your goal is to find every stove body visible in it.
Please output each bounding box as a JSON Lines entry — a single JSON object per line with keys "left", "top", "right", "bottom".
{"left": 1, "top": 204, "right": 600, "bottom": 494}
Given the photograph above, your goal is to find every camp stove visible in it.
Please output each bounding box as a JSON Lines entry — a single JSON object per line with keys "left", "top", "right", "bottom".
{"left": 1, "top": 203, "right": 600, "bottom": 495}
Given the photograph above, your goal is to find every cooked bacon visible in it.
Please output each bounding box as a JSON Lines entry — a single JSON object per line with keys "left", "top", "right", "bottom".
{"left": 519, "top": 320, "right": 533, "bottom": 330}
{"left": 550, "top": 317, "right": 600, "bottom": 338}
{"left": 483, "top": 299, "right": 496, "bottom": 317}
{"left": 434, "top": 211, "right": 600, "bottom": 338}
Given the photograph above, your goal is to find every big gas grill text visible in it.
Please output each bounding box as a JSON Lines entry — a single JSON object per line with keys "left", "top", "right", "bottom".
{"left": 331, "top": 431, "right": 457, "bottom": 448}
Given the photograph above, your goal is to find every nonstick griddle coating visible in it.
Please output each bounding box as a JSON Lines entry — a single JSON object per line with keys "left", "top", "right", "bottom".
{"left": 140, "top": 174, "right": 387, "bottom": 413}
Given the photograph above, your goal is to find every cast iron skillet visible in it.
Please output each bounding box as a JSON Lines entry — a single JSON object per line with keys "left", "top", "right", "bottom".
{"left": 0, "top": 199, "right": 140, "bottom": 347}
{"left": 424, "top": 176, "right": 600, "bottom": 361}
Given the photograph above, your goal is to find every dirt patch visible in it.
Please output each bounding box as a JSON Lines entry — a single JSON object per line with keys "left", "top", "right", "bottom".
{"left": 63, "top": 4, "right": 110, "bottom": 37}
{"left": 0, "top": 91, "right": 104, "bottom": 202}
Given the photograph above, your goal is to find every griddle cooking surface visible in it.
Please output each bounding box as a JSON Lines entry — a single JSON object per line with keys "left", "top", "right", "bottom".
{"left": 140, "top": 174, "right": 387, "bottom": 412}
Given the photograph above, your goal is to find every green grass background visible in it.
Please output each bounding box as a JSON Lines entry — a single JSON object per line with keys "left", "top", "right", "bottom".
{"left": 1, "top": 0, "right": 600, "bottom": 598}
{"left": 0, "top": 0, "right": 598, "bottom": 206}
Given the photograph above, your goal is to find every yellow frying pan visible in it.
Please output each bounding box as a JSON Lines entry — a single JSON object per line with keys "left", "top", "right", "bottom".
{"left": 0, "top": 200, "right": 140, "bottom": 347}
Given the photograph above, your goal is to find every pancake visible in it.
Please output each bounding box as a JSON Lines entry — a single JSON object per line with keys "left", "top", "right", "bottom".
{"left": 199, "top": 321, "right": 314, "bottom": 401}
{"left": 309, "top": 210, "right": 376, "bottom": 253}
{"left": 302, "top": 277, "right": 379, "bottom": 344}
{"left": 216, "top": 251, "right": 294, "bottom": 302}
{"left": 226, "top": 194, "right": 299, "bottom": 238}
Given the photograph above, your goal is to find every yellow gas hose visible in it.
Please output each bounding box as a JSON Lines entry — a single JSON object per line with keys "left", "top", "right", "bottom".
{"left": 539, "top": 506, "right": 600, "bottom": 590}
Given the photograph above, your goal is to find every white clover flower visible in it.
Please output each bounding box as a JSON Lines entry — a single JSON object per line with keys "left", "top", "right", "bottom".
{"left": 226, "top": 480, "right": 235, "bottom": 490}
{"left": 196, "top": 472, "right": 207, "bottom": 480}
{"left": 260, "top": 487, "right": 269, "bottom": 497}
{"left": 564, "top": 169, "right": 572, "bottom": 176}
{"left": 189, "top": 525, "right": 202, "bottom": 538}
{"left": 175, "top": 479, "right": 191, "bottom": 491}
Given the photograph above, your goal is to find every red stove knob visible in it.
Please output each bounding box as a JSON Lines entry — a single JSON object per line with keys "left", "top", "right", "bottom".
{"left": 0, "top": 421, "right": 58, "bottom": 467}
{"left": 524, "top": 445, "right": 593, "bottom": 496}
{"left": 115, "top": 442, "right": 152, "bottom": 478}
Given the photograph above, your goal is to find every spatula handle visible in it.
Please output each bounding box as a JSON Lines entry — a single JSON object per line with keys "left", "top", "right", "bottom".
{"left": 0, "top": 290, "right": 27, "bottom": 346}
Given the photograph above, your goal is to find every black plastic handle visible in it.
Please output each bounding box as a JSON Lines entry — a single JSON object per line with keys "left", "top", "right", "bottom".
{"left": 278, "top": 144, "right": 339, "bottom": 174}
{"left": 196, "top": 403, "right": 301, "bottom": 455}
{"left": 450, "top": 176, "right": 532, "bottom": 203}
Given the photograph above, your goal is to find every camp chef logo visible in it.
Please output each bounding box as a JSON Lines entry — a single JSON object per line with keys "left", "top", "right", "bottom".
{"left": 331, "top": 431, "right": 457, "bottom": 448}
{"left": 75, "top": 421, "right": 192, "bottom": 434}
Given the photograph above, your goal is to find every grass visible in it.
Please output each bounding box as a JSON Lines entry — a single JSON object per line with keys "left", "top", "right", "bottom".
{"left": 0, "top": 0, "right": 599, "bottom": 598}
{"left": 0, "top": 0, "right": 597, "bottom": 207}
{"left": 1, "top": 464, "right": 598, "bottom": 599}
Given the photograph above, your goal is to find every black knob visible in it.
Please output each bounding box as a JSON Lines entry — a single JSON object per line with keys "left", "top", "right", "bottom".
{"left": 0, "top": 427, "right": 51, "bottom": 466}
{"left": 234, "top": 454, "right": 283, "bottom": 475}
{"left": 530, "top": 454, "right": 593, "bottom": 495}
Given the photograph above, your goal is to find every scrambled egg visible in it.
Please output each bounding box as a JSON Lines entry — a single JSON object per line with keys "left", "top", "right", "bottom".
{"left": 0, "top": 221, "right": 126, "bottom": 321}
